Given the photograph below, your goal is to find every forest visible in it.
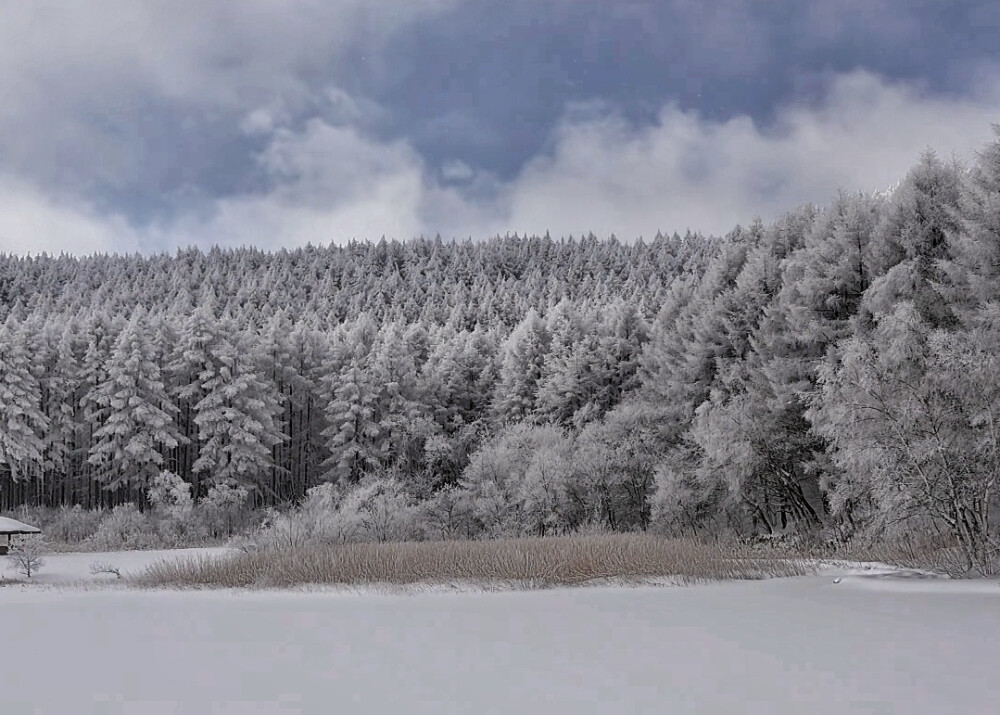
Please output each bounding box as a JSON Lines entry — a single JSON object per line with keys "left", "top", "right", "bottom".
{"left": 1, "top": 130, "right": 999, "bottom": 573}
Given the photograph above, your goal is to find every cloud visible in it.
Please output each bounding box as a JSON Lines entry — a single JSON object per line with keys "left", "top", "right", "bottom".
{"left": 796, "top": 0, "right": 924, "bottom": 48}
{"left": 496, "top": 71, "right": 1000, "bottom": 239}
{"left": 0, "top": 1, "right": 458, "bottom": 211}
{"left": 0, "top": 176, "right": 142, "bottom": 256}
{"left": 2, "top": 2, "right": 999, "bottom": 256}
{"left": 163, "top": 119, "right": 503, "bottom": 248}
{"left": 441, "top": 160, "right": 476, "bottom": 183}
{"left": 0, "top": 2, "right": 458, "bottom": 103}
{"left": 2, "top": 70, "right": 1000, "bottom": 254}
{"left": 174, "top": 70, "right": 1000, "bottom": 246}
{"left": 164, "top": 120, "right": 431, "bottom": 247}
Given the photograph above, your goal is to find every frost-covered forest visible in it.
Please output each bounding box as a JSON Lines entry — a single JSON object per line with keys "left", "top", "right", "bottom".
{"left": 2, "top": 132, "right": 1000, "bottom": 572}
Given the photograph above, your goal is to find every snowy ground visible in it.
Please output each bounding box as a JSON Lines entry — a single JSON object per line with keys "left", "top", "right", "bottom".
{"left": 1, "top": 552, "right": 998, "bottom": 714}
{"left": 0, "top": 547, "right": 230, "bottom": 586}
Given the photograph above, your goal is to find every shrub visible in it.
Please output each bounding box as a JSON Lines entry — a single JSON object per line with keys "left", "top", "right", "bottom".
{"left": 89, "top": 561, "right": 123, "bottom": 579}
{"left": 148, "top": 471, "right": 193, "bottom": 520}
{"left": 334, "top": 476, "right": 420, "bottom": 543}
{"left": 233, "top": 478, "right": 422, "bottom": 552}
{"left": 201, "top": 481, "right": 251, "bottom": 537}
{"left": 33, "top": 505, "right": 103, "bottom": 546}
{"left": 85, "top": 504, "right": 161, "bottom": 551}
{"left": 833, "top": 530, "right": 1000, "bottom": 578}
{"left": 417, "top": 485, "right": 475, "bottom": 540}
{"left": 147, "top": 472, "right": 208, "bottom": 546}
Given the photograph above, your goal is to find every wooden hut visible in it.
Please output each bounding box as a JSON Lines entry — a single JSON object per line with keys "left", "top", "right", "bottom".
{"left": 0, "top": 516, "right": 41, "bottom": 555}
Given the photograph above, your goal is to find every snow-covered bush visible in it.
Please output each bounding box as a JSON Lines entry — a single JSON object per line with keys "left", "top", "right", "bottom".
{"left": 649, "top": 461, "right": 728, "bottom": 538}
{"left": 85, "top": 504, "right": 160, "bottom": 551}
{"left": 231, "top": 483, "right": 342, "bottom": 552}
{"left": 8, "top": 535, "right": 47, "bottom": 578}
{"left": 202, "top": 481, "right": 251, "bottom": 537}
{"left": 148, "top": 471, "right": 193, "bottom": 518}
{"left": 147, "top": 471, "right": 205, "bottom": 544}
{"left": 39, "top": 505, "right": 103, "bottom": 545}
{"left": 334, "top": 476, "right": 420, "bottom": 543}
{"left": 89, "top": 561, "right": 122, "bottom": 579}
{"left": 456, "top": 422, "right": 575, "bottom": 538}
{"left": 418, "top": 485, "right": 474, "bottom": 540}
{"left": 569, "top": 405, "right": 663, "bottom": 533}
{"left": 233, "top": 476, "right": 421, "bottom": 550}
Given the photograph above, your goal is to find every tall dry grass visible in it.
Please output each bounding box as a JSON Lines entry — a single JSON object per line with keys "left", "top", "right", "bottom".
{"left": 830, "top": 532, "right": 1000, "bottom": 578}
{"left": 133, "top": 533, "right": 812, "bottom": 589}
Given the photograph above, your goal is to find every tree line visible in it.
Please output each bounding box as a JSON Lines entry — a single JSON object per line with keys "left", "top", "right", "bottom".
{"left": 2, "top": 129, "right": 999, "bottom": 571}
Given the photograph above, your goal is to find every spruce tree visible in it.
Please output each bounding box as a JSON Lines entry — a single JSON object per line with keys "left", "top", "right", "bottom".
{"left": 87, "top": 312, "right": 184, "bottom": 495}
{"left": 322, "top": 361, "right": 382, "bottom": 483}
{"left": 492, "top": 309, "right": 551, "bottom": 423}
{"left": 191, "top": 331, "right": 285, "bottom": 499}
{"left": 0, "top": 316, "right": 49, "bottom": 490}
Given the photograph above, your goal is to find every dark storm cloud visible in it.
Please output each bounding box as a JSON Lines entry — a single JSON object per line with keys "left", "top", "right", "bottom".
{"left": 0, "top": 1, "right": 998, "bottom": 254}
{"left": 379, "top": 0, "right": 1000, "bottom": 178}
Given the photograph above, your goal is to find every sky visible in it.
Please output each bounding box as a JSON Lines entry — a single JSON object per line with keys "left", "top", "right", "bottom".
{"left": 1, "top": 1, "right": 999, "bottom": 256}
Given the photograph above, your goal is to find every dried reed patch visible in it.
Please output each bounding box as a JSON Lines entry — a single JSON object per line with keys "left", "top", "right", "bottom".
{"left": 134, "top": 534, "right": 812, "bottom": 589}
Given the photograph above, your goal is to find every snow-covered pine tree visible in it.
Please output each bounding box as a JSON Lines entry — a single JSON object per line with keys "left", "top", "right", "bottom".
{"left": 86, "top": 311, "right": 184, "bottom": 501}
{"left": 863, "top": 151, "right": 963, "bottom": 327}
{"left": 535, "top": 299, "right": 588, "bottom": 425}
{"left": 368, "top": 322, "right": 435, "bottom": 476}
{"left": 0, "top": 315, "right": 49, "bottom": 506}
{"left": 77, "top": 311, "right": 126, "bottom": 506}
{"left": 167, "top": 302, "right": 222, "bottom": 498}
{"left": 492, "top": 309, "right": 551, "bottom": 424}
{"left": 191, "top": 328, "right": 285, "bottom": 500}
{"left": 321, "top": 360, "right": 382, "bottom": 484}
{"left": 947, "top": 127, "right": 1000, "bottom": 308}
{"left": 36, "top": 319, "right": 83, "bottom": 505}
{"left": 258, "top": 315, "right": 329, "bottom": 500}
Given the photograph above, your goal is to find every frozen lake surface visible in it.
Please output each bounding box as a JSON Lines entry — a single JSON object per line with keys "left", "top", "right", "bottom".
{"left": 1, "top": 551, "right": 997, "bottom": 714}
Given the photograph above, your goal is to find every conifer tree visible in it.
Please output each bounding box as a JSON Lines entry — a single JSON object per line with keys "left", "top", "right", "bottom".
{"left": 368, "top": 322, "right": 435, "bottom": 475}
{"left": 37, "top": 320, "right": 82, "bottom": 503}
{"left": 87, "top": 312, "right": 184, "bottom": 495}
{"left": 864, "top": 151, "right": 963, "bottom": 327}
{"left": 191, "top": 330, "right": 285, "bottom": 499}
{"left": 492, "top": 309, "right": 551, "bottom": 423}
{"left": 948, "top": 127, "right": 1000, "bottom": 308}
{"left": 322, "top": 361, "right": 382, "bottom": 483}
{"left": 0, "top": 316, "right": 48, "bottom": 493}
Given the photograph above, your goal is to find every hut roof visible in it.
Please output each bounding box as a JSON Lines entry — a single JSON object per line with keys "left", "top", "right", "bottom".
{"left": 0, "top": 517, "right": 41, "bottom": 535}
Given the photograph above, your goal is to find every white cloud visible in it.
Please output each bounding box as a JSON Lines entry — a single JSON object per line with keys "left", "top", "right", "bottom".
{"left": 163, "top": 120, "right": 431, "bottom": 248}
{"left": 0, "top": 2, "right": 458, "bottom": 104}
{"left": 441, "top": 160, "right": 476, "bottom": 183}
{"left": 2, "top": 70, "right": 1000, "bottom": 255}
{"left": 0, "top": 1, "right": 458, "bottom": 196}
{"left": 141, "top": 118, "right": 496, "bottom": 249}
{"left": 497, "top": 71, "right": 1000, "bottom": 239}
{"left": 0, "top": 177, "right": 142, "bottom": 256}
{"left": 182, "top": 70, "right": 1000, "bottom": 246}
{"left": 240, "top": 109, "right": 280, "bottom": 137}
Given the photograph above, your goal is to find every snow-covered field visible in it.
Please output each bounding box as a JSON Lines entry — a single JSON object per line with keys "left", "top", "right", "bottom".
{"left": 1, "top": 551, "right": 998, "bottom": 714}
{"left": 0, "top": 547, "right": 230, "bottom": 586}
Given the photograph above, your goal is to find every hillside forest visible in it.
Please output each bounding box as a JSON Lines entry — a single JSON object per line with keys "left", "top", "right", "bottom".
{"left": 2, "top": 130, "right": 1000, "bottom": 572}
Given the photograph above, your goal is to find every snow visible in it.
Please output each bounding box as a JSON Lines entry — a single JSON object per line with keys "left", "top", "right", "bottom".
{"left": 0, "top": 547, "right": 229, "bottom": 586}
{"left": 0, "top": 516, "right": 41, "bottom": 534}
{"left": 1, "top": 556, "right": 998, "bottom": 714}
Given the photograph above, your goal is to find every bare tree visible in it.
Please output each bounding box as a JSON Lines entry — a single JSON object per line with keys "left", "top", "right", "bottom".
{"left": 8, "top": 535, "right": 47, "bottom": 579}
